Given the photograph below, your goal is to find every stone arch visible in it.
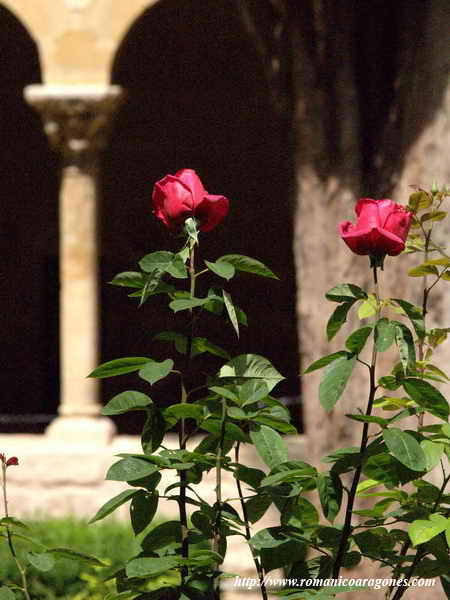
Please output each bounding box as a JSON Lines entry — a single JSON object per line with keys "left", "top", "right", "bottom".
{"left": 100, "top": 0, "right": 301, "bottom": 432}
{"left": 0, "top": 4, "right": 60, "bottom": 432}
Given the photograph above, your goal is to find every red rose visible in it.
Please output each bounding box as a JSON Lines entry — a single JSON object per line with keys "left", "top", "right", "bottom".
{"left": 340, "top": 198, "right": 412, "bottom": 257}
{"left": 152, "top": 169, "right": 229, "bottom": 232}
{"left": 0, "top": 454, "right": 18, "bottom": 468}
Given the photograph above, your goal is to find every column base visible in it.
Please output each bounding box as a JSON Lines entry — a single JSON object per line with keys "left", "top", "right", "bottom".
{"left": 45, "top": 416, "right": 116, "bottom": 444}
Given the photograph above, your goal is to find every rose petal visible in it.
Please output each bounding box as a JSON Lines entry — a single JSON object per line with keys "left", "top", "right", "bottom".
{"left": 341, "top": 225, "right": 405, "bottom": 256}
{"left": 175, "top": 169, "right": 207, "bottom": 209}
{"left": 384, "top": 206, "right": 412, "bottom": 242}
{"left": 152, "top": 174, "right": 194, "bottom": 230}
{"left": 376, "top": 199, "right": 399, "bottom": 227}
{"left": 195, "top": 195, "right": 230, "bottom": 232}
{"left": 354, "top": 198, "right": 382, "bottom": 229}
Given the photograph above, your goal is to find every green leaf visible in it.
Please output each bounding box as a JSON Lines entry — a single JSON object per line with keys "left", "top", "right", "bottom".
{"left": 218, "top": 354, "right": 284, "bottom": 393}
{"left": 222, "top": 289, "right": 239, "bottom": 337}
{"left": 0, "top": 588, "right": 15, "bottom": 600}
{"left": 233, "top": 465, "right": 265, "bottom": 489}
{"left": 218, "top": 254, "right": 278, "bottom": 279}
{"left": 317, "top": 473, "right": 343, "bottom": 523}
{"left": 327, "top": 301, "right": 356, "bottom": 340}
{"left": 245, "top": 494, "right": 272, "bottom": 523}
{"left": 391, "top": 298, "right": 425, "bottom": 339}
{"left": 102, "top": 391, "right": 152, "bottom": 416}
{"left": 319, "top": 354, "right": 357, "bottom": 412}
{"left": 0, "top": 517, "right": 28, "bottom": 529}
{"left": 346, "top": 414, "right": 388, "bottom": 427}
{"left": 154, "top": 331, "right": 187, "bottom": 354}
{"left": 408, "top": 264, "right": 439, "bottom": 277}
{"left": 89, "top": 489, "right": 140, "bottom": 523}
{"left": 88, "top": 357, "right": 152, "bottom": 378}
{"left": 106, "top": 458, "right": 159, "bottom": 482}
{"left": 356, "top": 479, "right": 379, "bottom": 495}
{"left": 131, "top": 491, "right": 158, "bottom": 535}
{"left": 143, "top": 408, "right": 166, "bottom": 455}
{"left": 47, "top": 548, "right": 105, "bottom": 566}
{"left": 358, "top": 294, "right": 378, "bottom": 319}
{"left": 205, "top": 260, "right": 235, "bottom": 280}
{"left": 362, "top": 452, "right": 419, "bottom": 488}
{"left": 260, "top": 468, "right": 315, "bottom": 487}
{"left": 325, "top": 283, "right": 367, "bottom": 303}
{"left": 192, "top": 338, "right": 230, "bottom": 360}
{"left": 169, "top": 298, "right": 208, "bottom": 312}
{"left": 304, "top": 351, "right": 350, "bottom": 374}
{"left": 166, "top": 254, "right": 188, "bottom": 279}
{"left": 139, "top": 272, "right": 164, "bottom": 306}
{"left": 403, "top": 378, "right": 449, "bottom": 421}
{"left": 139, "top": 251, "right": 174, "bottom": 273}
{"left": 345, "top": 326, "right": 373, "bottom": 353}
{"left": 249, "top": 426, "right": 288, "bottom": 470}
{"left": 27, "top": 551, "right": 55, "bottom": 572}
{"left": 409, "top": 514, "right": 449, "bottom": 546}
{"left": 164, "top": 404, "right": 203, "bottom": 420}
{"left": 424, "top": 257, "right": 450, "bottom": 266}
{"left": 394, "top": 322, "right": 416, "bottom": 373}
{"left": 281, "top": 497, "right": 319, "bottom": 528}
{"left": 126, "top": 556, "right": 180, "bottom": 579}
{"left": 141, "top": 521, "right": 181, "bottom": 553}
{"left": 110, "top": 271, "right": 144, "bottom": 288}
{"left": 239, "top": 380, "right": 270, "bottom": 406}
{"left": 421, "top": 440, "right": 445, "bottom": 471}
{"left": 209, "top": 386, "right": 239, "bottom": 403}
{"left": 375, "top": 318, "right": 396, "bottom": 352}
{"left": 421, "top": 210, "right": 447, "bottom": 223}
{"left": 139, "top": 359, "right": 174, "bottom": 385}
{"left": 382, "top": 428, "right": 427, "bottom": 471}
{"left": 440, "top": 574, "right": 450, "bottom": 599}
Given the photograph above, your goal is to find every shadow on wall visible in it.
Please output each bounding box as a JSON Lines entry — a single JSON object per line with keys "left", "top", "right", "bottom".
{"left": 0, "top": 5, "right": 60, "bottom": 433}
{"left": 99, "top": 0, "right": 301, "bottom": 433}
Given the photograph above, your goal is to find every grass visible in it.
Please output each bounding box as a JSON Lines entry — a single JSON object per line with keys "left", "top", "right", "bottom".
{"left": 0, "top": 516, "right": 151, "bottom": 599}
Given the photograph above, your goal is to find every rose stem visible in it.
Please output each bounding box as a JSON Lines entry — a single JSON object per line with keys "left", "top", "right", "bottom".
{"left": 234, "top": 442, "right": 268, "bottom": 600}
{"left": 179, "top": 240, "right": 196, "bottom": 585}
{"left": 332, "top": 262, "right": 380, "bottom": 578}
{"left": 212, "top": 397, "right": 227, "bottom": 597}
{"left": 2, "top": 462, "right": 31, "bottom": 600}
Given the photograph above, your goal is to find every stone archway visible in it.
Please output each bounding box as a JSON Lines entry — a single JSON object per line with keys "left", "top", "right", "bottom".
{"left": 0, "top": 5, "right": 60, "bottom": 433}
{"left": 99, "top": 0, "right": 301, "bottom": 433}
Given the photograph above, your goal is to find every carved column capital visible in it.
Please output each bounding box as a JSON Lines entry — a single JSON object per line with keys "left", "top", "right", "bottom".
{"left": 24, "top": 84, "right": 124, "bottom": 166}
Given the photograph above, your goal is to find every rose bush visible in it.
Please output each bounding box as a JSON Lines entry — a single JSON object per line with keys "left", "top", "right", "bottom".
{"left": 152, "top": 168, "right": 229, "bottom": 232}
{"left": 340, "top": 198, "right": 411, "bottom": 257}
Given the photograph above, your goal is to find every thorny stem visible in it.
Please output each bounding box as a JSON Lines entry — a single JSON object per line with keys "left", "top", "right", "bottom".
{"left": 2, "top": 463, "right": 31, "bottom": 600}
{"left": 417, "top": 228, "right": 432, "bottom": 427}
{"left": 332, "top": 264, "right": 380, "bottom": 578}
{"left": 179, "top": 241, "right": 196, "bottom": 585}
{"left": 235, "top": 443, "right": 268, "bottom": 600}
{"left": 212, "top": 398, "right": 227, "bottom": 596}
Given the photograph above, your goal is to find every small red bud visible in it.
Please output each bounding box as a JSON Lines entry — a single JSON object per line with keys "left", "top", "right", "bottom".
{"left": 0, "top": 454, "right": 5, "bottom": 464}
{"left": 6, "top": 457, "right": 19, "bottom": 468}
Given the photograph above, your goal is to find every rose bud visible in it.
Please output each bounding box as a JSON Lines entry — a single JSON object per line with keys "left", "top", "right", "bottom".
{"left": 152, "top": 169, "right": 229, "bottom": 232}
{"left": 340, "top": 198, "right": 412, "bottom": 258}
{"left": 0, "top": 454, "right": 4, "bottom": 464}
{"left": 6, "top": 457, "right": 19, "bottom": 468}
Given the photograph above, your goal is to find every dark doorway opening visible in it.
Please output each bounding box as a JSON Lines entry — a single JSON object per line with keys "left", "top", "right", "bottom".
{"left": 0, "top": 6, "right": 60, "bottom": 433}
{"left": 100, "top": 0, "right": 301, "bottom": 433}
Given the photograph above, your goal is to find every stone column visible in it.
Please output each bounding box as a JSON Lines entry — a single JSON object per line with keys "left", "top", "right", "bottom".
{"left": 24, "top": 85, "right": 123, "bottom": 443}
